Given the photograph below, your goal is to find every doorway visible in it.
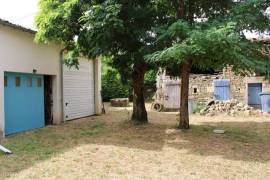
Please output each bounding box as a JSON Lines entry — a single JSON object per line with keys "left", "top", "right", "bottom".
{"left": 44, "top": 75, "right": 53, "bottom": 125}
{"left": 248, "top": 83, "right": 262, "bottom": 109}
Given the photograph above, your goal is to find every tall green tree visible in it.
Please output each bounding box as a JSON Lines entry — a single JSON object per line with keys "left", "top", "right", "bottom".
{"left": 35, "top": 0, "right": 165, "bottom": 123}
{"left": 147, "top": 0, "right": 270, "bottom": 129}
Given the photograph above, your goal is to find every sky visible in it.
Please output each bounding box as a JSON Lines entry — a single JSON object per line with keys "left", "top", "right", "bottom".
{"left": 0, "top": 0, "right": 38, "bottom": 29}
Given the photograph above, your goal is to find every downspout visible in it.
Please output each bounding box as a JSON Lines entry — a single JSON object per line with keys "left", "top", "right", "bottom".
{"left": 94, "top": 58, "right": 97, "bottom": 114}
{"left": 0, "top": 144, "right": 12, "bottom": 154}
{"left": 60, "top": 49, "right": 65, "bottom": 123}
{"left": 94, "top": 57, "right": 103, "bottom": 115}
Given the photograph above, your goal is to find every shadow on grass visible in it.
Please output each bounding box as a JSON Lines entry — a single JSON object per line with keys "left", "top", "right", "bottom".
{"left": 166, "top": 122, "right": 270, "bottom": 163}
{"left": 0, "top": 109, "right": 269, "bottom": 178}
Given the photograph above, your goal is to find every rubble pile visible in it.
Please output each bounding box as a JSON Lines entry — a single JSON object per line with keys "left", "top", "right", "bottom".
{"left": 200, "top": 99, "right": 264, "bottom": 116}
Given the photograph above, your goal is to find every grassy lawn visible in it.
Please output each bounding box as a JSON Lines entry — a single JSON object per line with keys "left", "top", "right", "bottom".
{"left": 0, "top": 104, "right": 270, "bottom": 180}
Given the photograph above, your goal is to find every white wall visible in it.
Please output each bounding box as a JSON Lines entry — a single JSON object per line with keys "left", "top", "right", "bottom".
{"left": 0, "top": 24, "right": 63, "bottom": 136}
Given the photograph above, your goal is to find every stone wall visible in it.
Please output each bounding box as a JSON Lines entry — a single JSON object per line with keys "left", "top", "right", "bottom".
{"left": 155, "top": 66, "right": 270, "bottom": 106}
{"left": 189, "top": 74, "right": 218, "bottom": 103}
{"left": 188, "top": 67, "right": 246, "bottom": 103}
{"left": 154, "top": 43, "right": 270, "bottom": 109}
{"left": 221, "top": 67, "right": 246, "bottom": 102}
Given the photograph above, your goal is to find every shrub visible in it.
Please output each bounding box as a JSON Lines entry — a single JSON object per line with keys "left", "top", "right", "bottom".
{"left": 144, "top": 70, "right": 156, "bottom": 87}
{"left": 101, "top": 57, "right": 158, "bottom": 102}
{"left": 144, "top": 70, "right": 157, "bottom": 101}
{"left": 102, "top": 70, "right": 131, "bottom": 101}
{"left": 192, "top": 101, "right": 207, "bottom": 114}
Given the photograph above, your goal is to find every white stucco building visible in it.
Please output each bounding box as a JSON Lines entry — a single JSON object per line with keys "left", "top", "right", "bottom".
{"left": 0, "top": 19, "right": 102, "bottom": 136}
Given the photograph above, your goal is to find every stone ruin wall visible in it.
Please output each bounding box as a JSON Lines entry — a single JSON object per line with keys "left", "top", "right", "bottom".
{"left": 156, "top": 66, "right": 270, "bottom": 105}
{"left": 188, "top": 67, "right": 246, "bottom": 103}
{"left": 221, "top": 67, "right": 246, "bottom": 102}
{"left": 155, "top": 43, "right": 270, "bottom": 106}
{"left": 189, "top": 74, "right": 217, "bottom": 103}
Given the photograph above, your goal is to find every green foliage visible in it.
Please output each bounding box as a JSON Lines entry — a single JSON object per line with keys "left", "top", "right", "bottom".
{"left": 144, "top": 70, "right": 157, "bottom": 87}
{"left": 35, "top": 1, "right": 164, "bottom": 120}
{"left": 144, "top": 70, "right": 157, "bottom": 101}
{"left": 35, "top": 0, "right": 85, "bottom": 45}
{"left": 102, "top": 70, "right": 131, "bottom": 102}
{"left": 35, "top": 0, "right": 270, "bottom": 122}
{"left": 35, "top": 0, "right": 160, "bottom": 69}
{"left": 230, "top": 0, "right": 270, "bottom": 31}
{"left": 192, "top": 102, "right": 207, "bottom": 114}
{"left": 147, "top": 0, "right": 270, "bottom": 75}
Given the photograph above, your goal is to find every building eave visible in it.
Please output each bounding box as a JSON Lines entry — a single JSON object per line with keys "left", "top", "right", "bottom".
{"left": 0, "top": 18, "right": 36, "bottom": 35}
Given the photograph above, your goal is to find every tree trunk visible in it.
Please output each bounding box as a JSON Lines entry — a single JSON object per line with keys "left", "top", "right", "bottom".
{"left": 131, "top": 63, "right": 148, "bottom": 123}
{"left": 176, "top": 0, "right": 190, "bottom": 129}
{"left": 179, "top": 62, "right": 191, "bottom": 129}
{"left": 177, "top": 0, "right": 185, "bottom": 18}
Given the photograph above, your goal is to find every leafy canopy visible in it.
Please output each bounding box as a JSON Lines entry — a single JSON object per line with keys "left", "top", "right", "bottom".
{"left": 35, "top": 0, "right": 270, "bottom": 78}
{"left": 146, "top": 0, "right": 270, "bottom": 74}
{"left": 35, "top": 0, "right": 163, "bottom": 74}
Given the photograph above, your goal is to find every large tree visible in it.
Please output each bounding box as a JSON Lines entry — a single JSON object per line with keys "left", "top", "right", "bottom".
{"left": 147, "top": 0, "right": 270, "bottom": 129}
{"left": 35, "top": 0, "right": 167, "bottom": 123}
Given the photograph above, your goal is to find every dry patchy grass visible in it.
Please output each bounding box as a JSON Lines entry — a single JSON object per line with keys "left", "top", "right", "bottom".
{"left": 0, "top": 103, "right": 270, "bottom": 180}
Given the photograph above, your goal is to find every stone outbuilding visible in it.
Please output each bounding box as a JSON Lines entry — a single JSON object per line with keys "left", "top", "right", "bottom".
{"left": 153, "top": 44, "right": 270, "bottom": 111}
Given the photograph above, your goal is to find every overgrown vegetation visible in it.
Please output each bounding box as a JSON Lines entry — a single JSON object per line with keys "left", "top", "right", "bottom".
{"left": 102, "top": 57, "right": 157, "bottom": 101}
{"left": 144, "top": 70, "right": 157, "bottom": 88}
{"left": 192, "top": 102, "right": 207, "bottom": 114}
{"left": 102, "top": 70, "right": 131, "bottom": 101}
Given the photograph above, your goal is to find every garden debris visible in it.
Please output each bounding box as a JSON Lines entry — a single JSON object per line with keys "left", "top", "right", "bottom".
{"left": 200, "top": 99, "right": 264, "bottom": 116}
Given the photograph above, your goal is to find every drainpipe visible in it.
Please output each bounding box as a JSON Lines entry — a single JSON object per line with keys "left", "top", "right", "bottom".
{"left": 60, "top": 49, "right": 65, "bottom": 123}
{"left": 0, "top": 144, "right": 12, "bottom": 154}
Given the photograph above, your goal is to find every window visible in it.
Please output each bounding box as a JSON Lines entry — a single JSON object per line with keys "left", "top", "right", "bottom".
{"left": 193, "top": 88, "right": 198, "bottom": 94}
{"left": 27, "top": 78, "right": 32, "bottom": 87}
{"left": 37, "top": 78, "right": 42, "bottom": 87}
{"left": 4, "top": 76, "right": 7, "bottom": 87}
{"left": 15, "top": 77, "right": 21, "bottom": 87}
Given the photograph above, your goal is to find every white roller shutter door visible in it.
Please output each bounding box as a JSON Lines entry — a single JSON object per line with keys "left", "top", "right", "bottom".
{"left": 63, "top": 58, "right": 95, "bottom": 120}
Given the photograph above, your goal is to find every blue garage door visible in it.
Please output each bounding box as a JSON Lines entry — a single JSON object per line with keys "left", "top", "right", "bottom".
{"left": 248, "top": 83, "right": 262, "bottom": 109}
{"left": 214, "top": 80, "right": 230, "bottom": 101}
{"left": 4, "top": 72, "right": 45, "bottom": 135}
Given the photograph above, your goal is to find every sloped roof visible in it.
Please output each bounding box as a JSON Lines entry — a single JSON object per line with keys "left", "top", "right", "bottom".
{"left": 0, "top": 18, "right": 36, "bottom": 34}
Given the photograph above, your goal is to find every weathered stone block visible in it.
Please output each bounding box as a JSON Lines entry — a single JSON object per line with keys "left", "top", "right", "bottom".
{"left": 110, "top": 98, "right": 129, "bottom": 107}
